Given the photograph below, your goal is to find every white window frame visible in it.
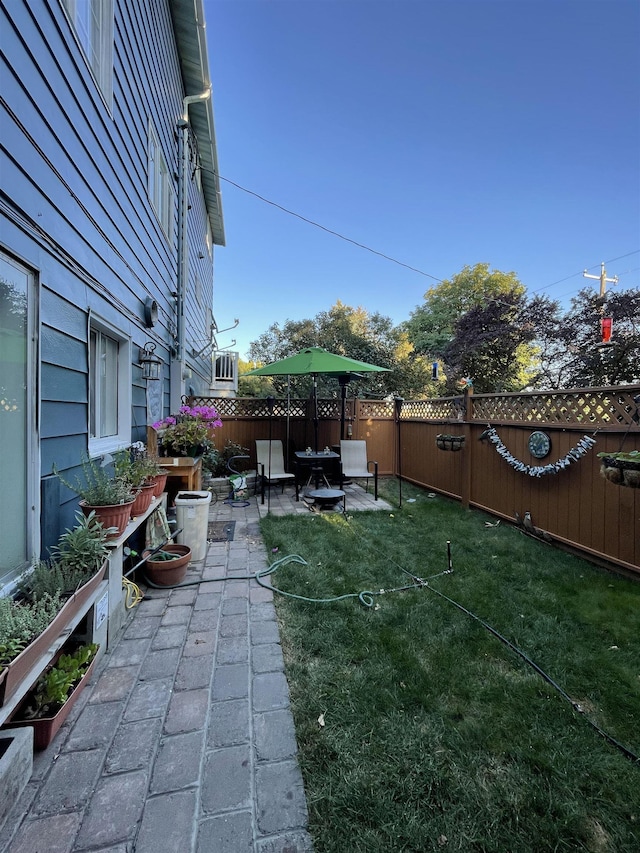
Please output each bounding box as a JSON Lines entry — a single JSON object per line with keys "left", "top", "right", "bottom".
{"left": 0, "top": 252, "right": 38, "bottom": 590}
{"left": 88, "top": 314, "right": 131, "bottom": 457}
{"left": 148, "top": 121, "right": 175, "bottom": 239}
{"left": 61, "top": 0, "right": 113, "bottom": 106}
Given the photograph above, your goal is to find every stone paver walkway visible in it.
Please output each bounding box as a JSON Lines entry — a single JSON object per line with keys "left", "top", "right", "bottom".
{"left": 1, "top": 483, "right": 390, "bottom": 852}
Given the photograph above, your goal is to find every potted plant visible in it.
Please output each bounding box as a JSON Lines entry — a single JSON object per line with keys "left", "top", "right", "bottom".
{"left": 141, "top": 544, "right": 191, "bottom": 586}
{"left": 0, "top": 594, "right": 63, "bottom": 705}
{"left": 436, "top": 434, "right": 465, "bottom": 451}
{"left": 10, "top": 643, "right": 99, "bottom": 750}
{"left": 54, "top": 456, "right": 135, "bottom": 537}
{"left": 153, "top": 404, "right": 222, "bottom": 458}
{"left": 597, "top": 450, "right": 640, "bottom": 488}
{"left": 26, "top": 510, "right": 111, "bottom": 597}
{"left": 0, "top": 511, "right": 110, "bottom": 706}
{"left": 202, "top": 440, "right": 253, "bottom": 498}
{"left": 114, "top": 448, "right": 160, "bottom": 516}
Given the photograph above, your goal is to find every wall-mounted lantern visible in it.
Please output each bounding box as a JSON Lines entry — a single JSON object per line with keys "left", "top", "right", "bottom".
{"left": 140, "top": 342, "right": 162, "bottom": 381}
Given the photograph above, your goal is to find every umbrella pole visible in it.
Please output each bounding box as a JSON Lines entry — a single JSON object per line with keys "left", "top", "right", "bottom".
{"left": 286, "top": 375, "right": 291, "bottom": 471}
{"left": 339, "top": 375, "right": 349, "bottom": 441}
{"left": 313, "top": 374, "right": 319, "bottom": 452}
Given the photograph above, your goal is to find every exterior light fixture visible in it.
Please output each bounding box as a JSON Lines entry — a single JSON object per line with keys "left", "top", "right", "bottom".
{"left": 140, "top": 342, "right": 162, "bottom": 381}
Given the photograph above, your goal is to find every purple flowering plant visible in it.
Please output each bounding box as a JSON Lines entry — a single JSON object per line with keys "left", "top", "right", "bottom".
{"left": 153, "top": 405, "right": 222, "bottom": 456}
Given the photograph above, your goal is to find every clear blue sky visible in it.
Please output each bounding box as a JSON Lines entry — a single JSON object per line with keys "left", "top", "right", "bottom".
{"left": 206, "top": 0, "right": 640, "bottom": 359}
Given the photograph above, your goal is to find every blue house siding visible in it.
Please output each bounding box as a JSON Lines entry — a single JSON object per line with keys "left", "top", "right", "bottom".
{"left": 1, "top": 0, "right": 225, "bottom": 577}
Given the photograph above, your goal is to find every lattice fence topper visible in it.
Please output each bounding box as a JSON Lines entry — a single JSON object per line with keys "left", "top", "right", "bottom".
{"left": 480, "top": 427, "right": 597, "bottom": 477}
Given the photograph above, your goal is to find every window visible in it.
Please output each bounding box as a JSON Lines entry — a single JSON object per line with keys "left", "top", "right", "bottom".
{"left": 88, "top": 317, "right": 131, "bottom": 455}
{"left": 0, "top": 253, "right": 36, "bottom": 586}
{"left": 215, "top": 352, "right": 236, "bottom": 383}
{"left": 205, "top": 220, "right": 213, "bottom": 257}
{"left": 61, "top": 0, "right": 113, "bottom": 103}
{"left": 148, "top": 122, "right": 175, "bottom": 238}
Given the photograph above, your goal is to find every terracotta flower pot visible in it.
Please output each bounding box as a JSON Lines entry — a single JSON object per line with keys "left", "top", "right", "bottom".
{"left": 142, "top": 544, "right": 191, "bottom": 586}
{"left": 148, "top": 473, "right": 168, "bottom": 497}
{"left": 130, "top": 484, "right": 155, "bottom": 517}
{"left": 79, "top": 500, "right": 134, "bottom": 539}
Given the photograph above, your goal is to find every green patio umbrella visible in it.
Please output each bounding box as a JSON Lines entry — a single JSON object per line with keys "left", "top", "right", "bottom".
{"left": 244, "top": 347, "right": 390, "bottom": 450}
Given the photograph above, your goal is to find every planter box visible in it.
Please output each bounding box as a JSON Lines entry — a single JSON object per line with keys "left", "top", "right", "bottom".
{"left": 436, "top": 435, "right": 465, "bottom": 452}
{"left": 204, "top": 472, "right": 256, "bottom": 500}
{"left": 9, "top": 652, "right": 98, "bottom": 750}
{"left": 0, "top": 727, "right": 33, "bottom": 831}
{"left": 0, "top": 562, "right": 106, "bottom": 707}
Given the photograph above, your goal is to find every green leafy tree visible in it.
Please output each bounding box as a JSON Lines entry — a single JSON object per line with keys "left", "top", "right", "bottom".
{"left": 535, "top": 287, "right": 640, "bottom": 388}
{"left": 404, "top": 263, "right": 527, "bottom": 357}
{"left": 244, "top": 301, "right": 432, "bottom": 398}
{"left": 443, "top": 292, "right": 558, "bottom": 392}
{"left": 404, "top": 263, "right": 565, "bottom": 392}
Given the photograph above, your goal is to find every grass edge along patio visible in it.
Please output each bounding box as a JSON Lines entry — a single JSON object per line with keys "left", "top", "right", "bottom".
{"left": 259, "top": 478, "right": 640, "bottom": 853}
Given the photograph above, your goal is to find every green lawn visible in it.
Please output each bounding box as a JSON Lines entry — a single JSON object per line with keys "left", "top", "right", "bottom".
{"left": 259, "top": 480, "right": 640, "bottom": 853}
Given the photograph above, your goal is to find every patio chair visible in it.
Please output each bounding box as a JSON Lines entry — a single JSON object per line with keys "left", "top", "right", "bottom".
{"left": 340, "top": 440, "right": 378, "bottom": 500}
{"left": 255, "top": 440, "right": 295, "bottom": 500}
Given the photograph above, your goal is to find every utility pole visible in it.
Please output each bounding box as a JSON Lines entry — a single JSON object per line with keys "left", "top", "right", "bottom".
{"left": 583, "top": 262, "right": 618, "bottom": 380}
{"left": 583, "top": 261, "right": 618, "bottom": 300}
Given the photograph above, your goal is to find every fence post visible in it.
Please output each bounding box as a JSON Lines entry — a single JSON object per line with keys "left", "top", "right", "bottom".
{"left": 461, "top": 388, "right": 473, "bottom": 508}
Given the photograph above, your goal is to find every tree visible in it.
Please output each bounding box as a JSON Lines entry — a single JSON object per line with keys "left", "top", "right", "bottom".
{"left": 243, "top": 300, "right": 434, "bottom": 399}
{"left": 534, "top": 287, "right": 640, "bottom": 388}
{"left": 404, "top": 263, "right": 552, "bottom": 392}
{"left": 443, "top": 292, "right": 559, "bottom": 393}
{"left": 404, "top": 263, "right": 527, "bottom": 356}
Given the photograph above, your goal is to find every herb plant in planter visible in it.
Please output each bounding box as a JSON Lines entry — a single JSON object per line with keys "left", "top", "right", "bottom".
{"left": 0, "top": 511, "right": 109, "bottom": 707}
{"left": 11, "top": 643, "right": 99, "bottom": 750}
{"left": 54, "top": 456, "right": 135, "bottom": 537}
{"left": 114, "top": 449, "right": 160, "bottom": 516}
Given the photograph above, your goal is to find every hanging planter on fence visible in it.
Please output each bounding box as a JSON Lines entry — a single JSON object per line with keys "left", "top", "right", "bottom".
{"left": 598, "top": 451, "right": 640, "bottom": 488}
{"left": 436, "top": 434, "right": 465, "bottom": 452}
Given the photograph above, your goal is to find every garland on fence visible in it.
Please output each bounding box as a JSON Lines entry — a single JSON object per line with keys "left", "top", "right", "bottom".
{"left": 480, "top": 427, "right": 597, "bottom": 477}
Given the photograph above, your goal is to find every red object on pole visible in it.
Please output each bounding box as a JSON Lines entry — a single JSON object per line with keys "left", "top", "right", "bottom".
{"left": 601, "top": 318, "right": 613, "bottom": 343}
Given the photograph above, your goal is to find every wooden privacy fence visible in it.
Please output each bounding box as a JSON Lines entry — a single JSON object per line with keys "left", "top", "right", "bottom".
{"left": 190, "top": 385, "right": 640, "bottom": 576}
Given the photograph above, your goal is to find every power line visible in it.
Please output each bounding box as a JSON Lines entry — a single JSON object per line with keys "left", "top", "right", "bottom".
{"left": 214, "top": 171, "right": 443, "bottom": 282}
{"left": 211, "top": 167, "right": 639, "bottom": 307}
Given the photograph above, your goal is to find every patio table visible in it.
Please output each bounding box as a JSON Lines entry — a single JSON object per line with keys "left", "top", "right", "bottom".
{"left": 294, "top": 450, "right": 340, "bottom": 499}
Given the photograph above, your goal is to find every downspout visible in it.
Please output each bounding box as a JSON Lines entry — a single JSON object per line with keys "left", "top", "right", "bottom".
{"left": 172, "top": 88, "right": 211, "bottom": 411}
